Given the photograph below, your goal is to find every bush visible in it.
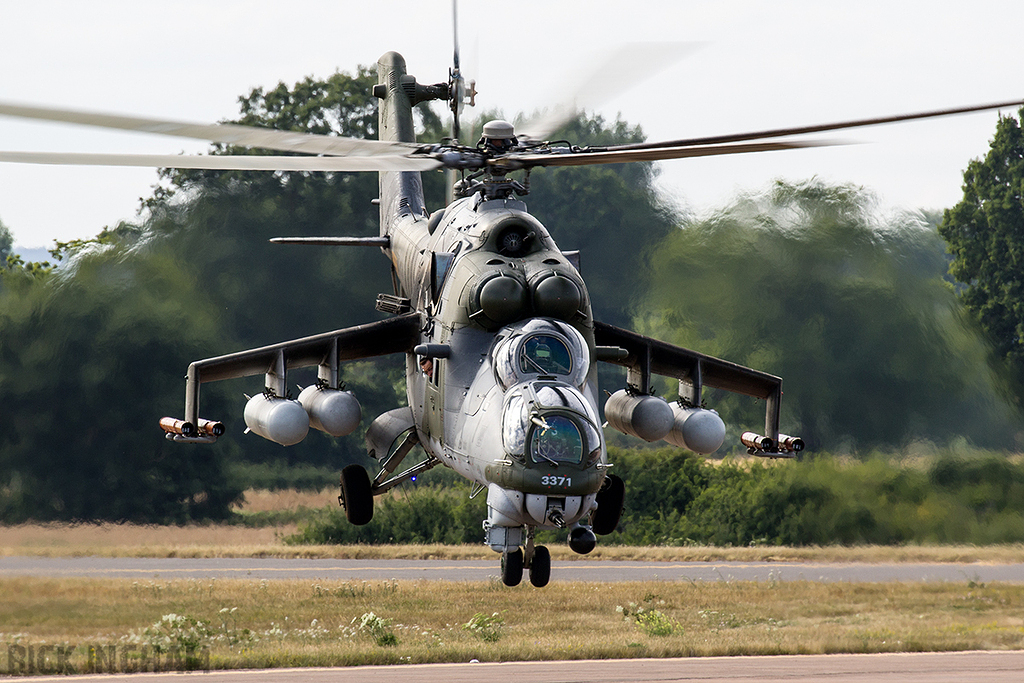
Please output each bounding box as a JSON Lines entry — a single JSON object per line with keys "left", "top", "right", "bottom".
{"left": 284, "top": 445, "right": 1024, "bottom": 548}
{"left": 605, "top": 445, "right": 1024, "bottom": 546}
{"left": 287, "top": 484, "right": 486, "bottom": 545}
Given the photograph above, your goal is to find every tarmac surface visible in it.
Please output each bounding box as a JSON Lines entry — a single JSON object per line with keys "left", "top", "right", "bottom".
{"left": 2, "top": 556, "right": 1022, "bottom": 583}
{"left": 15, "top": 652, "right": 1024, "bottom": 682}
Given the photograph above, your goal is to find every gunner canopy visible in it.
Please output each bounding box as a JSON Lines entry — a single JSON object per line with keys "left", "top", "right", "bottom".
{"left": 501, "top": 381, "right": 602, "bottom": 465}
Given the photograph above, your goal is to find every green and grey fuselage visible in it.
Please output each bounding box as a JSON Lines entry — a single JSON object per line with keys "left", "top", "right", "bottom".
{"left": 374, "top": 52, "right": 606, "bottom": 548}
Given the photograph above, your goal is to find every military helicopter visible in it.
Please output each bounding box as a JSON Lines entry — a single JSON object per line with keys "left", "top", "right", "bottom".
{"left": 1, "top": 31, "right": 1021, "bottom": 586}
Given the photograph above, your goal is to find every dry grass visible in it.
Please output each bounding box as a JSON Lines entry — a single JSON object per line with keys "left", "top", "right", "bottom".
{"left": 3, "top": 489, "right": 1024, "bottom": 562}
{"left": 2, "top": 576, "right": 1023, "bottom": 672}
{"left": 3, "top": 522, "right": 1024, "bottom": 563}
{"left": 234, "top": 488, "right": 334, "bottom": 513}
{"left": 0, "top": 522, "right": 298, "bottom": 558}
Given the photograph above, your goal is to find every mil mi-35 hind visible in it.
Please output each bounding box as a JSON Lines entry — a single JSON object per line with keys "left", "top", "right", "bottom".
{"left": 159, "top": 50, "right": 807, "bottom": 588}
{"left": 1, "top": 35, "right": 1021, "bottom": 586}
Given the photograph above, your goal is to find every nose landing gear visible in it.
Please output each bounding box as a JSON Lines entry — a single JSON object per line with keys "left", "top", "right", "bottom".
{"left": 529, "top": 545, "right": 551, "bottom": 587}
{"left": 500, "top": 529, "right": 551, "bottom": 587}
{"left": 500, "top": 547, "right": 524, "bottom": 586}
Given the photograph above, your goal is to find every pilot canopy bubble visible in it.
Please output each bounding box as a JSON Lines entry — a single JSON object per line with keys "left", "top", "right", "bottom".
{"left": 493, "top": 318, "right": 590, "bottom": 390}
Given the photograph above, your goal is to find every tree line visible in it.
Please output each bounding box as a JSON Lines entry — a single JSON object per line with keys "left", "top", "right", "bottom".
{"left": 0, "top": 70, "right": 1020, "bottom": 524}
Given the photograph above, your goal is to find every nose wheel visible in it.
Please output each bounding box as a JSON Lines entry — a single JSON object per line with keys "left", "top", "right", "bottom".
{"left": 500, "top": 531, "right": 552, "bottom": 587}
{"left": 501, "top": 548, "right": 523, "bottom": 586}
{"left": 501, "top": 545, "right": 551, "bottom": 587}
{"left": 528, "top": 545, "right": 551, "bottom": 587}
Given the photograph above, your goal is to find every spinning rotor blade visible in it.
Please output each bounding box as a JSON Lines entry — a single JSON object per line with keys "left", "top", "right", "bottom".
{"left": 0, "top": 101, "right": 423, "bottom": 157}
{"left": 516, "top": 42, "right": 702, "bottom": 142}
{"left": 606, "top": 99, "right": 1024, "bottom": 153}
{"left": 0, "top": 150, "right": 442, "bottom": 172}
{"left": 496, "top": 139, "right": 835, "bottom": 170}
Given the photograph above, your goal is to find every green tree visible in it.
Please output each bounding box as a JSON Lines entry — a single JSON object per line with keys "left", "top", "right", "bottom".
{"left": 938, "top": 107, "right": 1024, "bottom": 410}
{"left": 0, "top": 216, "right": 12, "bottom": 265}
{"left": 135, "top": 68, "right": 445, "bottom": 468}
{"left": 0, "top": 240, "right": 241, "bottom": 522}
{"left": 637, "top": 180, "right": 1018, "bottom": 450}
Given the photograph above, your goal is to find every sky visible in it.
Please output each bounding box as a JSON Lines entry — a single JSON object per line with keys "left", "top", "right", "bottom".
{"left": 0, "top": 0, "right": 1021, "bottom": 249}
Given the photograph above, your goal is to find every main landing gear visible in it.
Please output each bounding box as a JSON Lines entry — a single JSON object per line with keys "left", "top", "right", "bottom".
{"left": 339, "top": 464, "right": 373, "bottom": 525}
{"left": 591, "top": 473, "right": 625, "bottom": 535}
{"left": 338, "top": 430, "right": 439, "bottom": 527}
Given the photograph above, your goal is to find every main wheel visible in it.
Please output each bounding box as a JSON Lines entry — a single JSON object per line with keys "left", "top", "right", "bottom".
{"left": 501, "top": 548, "right": 524, "bottom": 586}
{"left": 339, "top": 464, "right": 373, "bottom": 526}
{"left": 591, "top": 473, "right": 625, "bottom": 535}
{"left": 529, "top": 545, "right": 551, "bottom": 587}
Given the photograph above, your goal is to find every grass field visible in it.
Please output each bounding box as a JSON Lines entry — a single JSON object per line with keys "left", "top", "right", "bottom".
{"left": 5, "top": 489, "right": 1024, "bottom": 672}
{"left": 2, "top": 576, "right": 1024, "bottom": 673}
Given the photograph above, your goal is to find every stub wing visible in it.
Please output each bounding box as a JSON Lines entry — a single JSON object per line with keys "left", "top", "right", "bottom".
{"left": 593, "top": 320, "right": 791, "bottom": 453}
{"left": 162, "top": 312, "right": 421, "bottom": 441}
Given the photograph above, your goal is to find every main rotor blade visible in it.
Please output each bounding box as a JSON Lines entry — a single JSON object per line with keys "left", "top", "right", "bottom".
{"left": 516, "top": 42, "right": 702, "bottom": 142}
{"left": 606, "top": 100, "right": 1024, "bottom": 152}
{"left": 496, "top": 140, "right": 835, "bottom": 169}
{"left": 0, "top": 101, "right": 423, "bottom": 157}
{"left": 269, "top": 236, "right": 390, "bottom": 246}
{"left": 0, "top": 150, "right": 442, "bottom": 172}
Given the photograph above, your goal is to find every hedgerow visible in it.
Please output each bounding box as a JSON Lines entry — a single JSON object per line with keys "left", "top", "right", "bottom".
{"left": 290, "top": 445, "right": 1024, "bottom": 547}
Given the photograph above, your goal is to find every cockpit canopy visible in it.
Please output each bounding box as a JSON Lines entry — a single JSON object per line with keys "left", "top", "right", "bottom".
{"left": 493, "top": 319, "right": 590, "bottom": 390}
{"left": 501, "top": 380, "right": 603, "bottom": 465}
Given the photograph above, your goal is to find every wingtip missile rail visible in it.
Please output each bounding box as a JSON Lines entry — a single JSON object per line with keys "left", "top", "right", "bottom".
{"left": 159, "top": 416, "right": 195, "bottom": 437}
{"left": 741, "top": 431, "right": 802, "bottom": 459}
{"left": 159, "top": 416, "right": 224, "bottom": 443}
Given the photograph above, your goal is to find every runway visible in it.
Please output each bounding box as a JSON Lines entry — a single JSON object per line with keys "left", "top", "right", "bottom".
{"left": 2, "top": 556, "right": 1022, "bottom": 583}
{"left": 18, "top": 652, "right": 1024, "bottom": 682}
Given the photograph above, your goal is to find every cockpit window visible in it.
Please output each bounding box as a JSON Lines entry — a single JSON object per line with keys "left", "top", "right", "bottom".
{"left": 501, "top": 381, "right": 603, "bottom": 465}
{"left": 529, "top": 415, "right": 584, "bottom": 464}
{"left": 519, "top": 334, "right": 572, "bottom": 376}
{"left": 494, "top": 319, "right": 590, "bottom": 391}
